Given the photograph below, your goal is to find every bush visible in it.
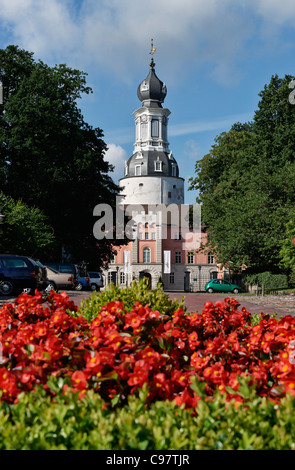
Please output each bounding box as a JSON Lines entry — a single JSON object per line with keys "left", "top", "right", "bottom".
{"left": 80, "top": 278, "right": 185, "bottom": 321}
{"left": 244, "top": 271, "right": 288, "bottom": 291}
{"left": 1, "top": 383, "right": 295, "bottom": 450}
{"left": 288, "top": 267, "right": 295, "bottom": 288}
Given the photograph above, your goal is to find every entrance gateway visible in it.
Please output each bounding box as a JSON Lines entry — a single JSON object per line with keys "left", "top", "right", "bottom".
{"left": 139, "top": 271, "right": 152, "bottom": 289}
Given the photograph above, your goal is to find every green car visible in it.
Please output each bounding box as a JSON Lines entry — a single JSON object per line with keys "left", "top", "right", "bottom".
{"left": 205, "top": 279, "right": 241, "bottom": 294}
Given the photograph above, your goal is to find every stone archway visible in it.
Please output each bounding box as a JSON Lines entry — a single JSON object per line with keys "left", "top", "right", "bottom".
{"left": 139, "top": 271, "right": 152, "bottom": 289}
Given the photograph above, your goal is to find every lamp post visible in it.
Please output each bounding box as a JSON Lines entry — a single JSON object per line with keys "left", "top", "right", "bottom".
{"left": 116, "top": 265, "right": 119, "bottom": 286}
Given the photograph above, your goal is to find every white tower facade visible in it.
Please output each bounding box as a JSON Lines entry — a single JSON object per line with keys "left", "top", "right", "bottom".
{"left": 119, "top": 57, "right": 184, "bottom": 205}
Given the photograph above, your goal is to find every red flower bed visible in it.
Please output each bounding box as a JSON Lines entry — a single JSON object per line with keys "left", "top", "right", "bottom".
{"left": 0, "top": 291, "right": 295, "bottom": 407}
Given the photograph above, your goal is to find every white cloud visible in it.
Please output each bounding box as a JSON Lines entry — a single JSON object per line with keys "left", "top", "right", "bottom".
{"left": 104, "top": 143, "right": 128, "bottom": 183}
{"left": 250, "top": 0, "right": 295, "bottom": 25}
{"left": 169, "top": 112, "right": 254, "bottom": 137}
{"left": 0, "top": 0, "right": 259, "bottom": 84}
{"left": 0, "top": 0, "right": 294, "bottom": 91}
{"left": 0, "top": 0, "right": 79, "bottom": 63}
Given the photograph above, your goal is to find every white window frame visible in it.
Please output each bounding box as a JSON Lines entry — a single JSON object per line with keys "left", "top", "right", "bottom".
{"left": 154, "top": 159, "right": 162, "bottom": 172}
{"left": 187, "top": 252, "right": 194, "bottom": 264}
{"left": 208, "top": 253, "right": 214, "bottom": 264}
{"left": 120, "top": 272, "right": 126, "bottom": 284}
{"left": 135, "top": 165, "right": 141, "bottom": 176}
{"left": 143, "top": 247, "right": 151, "bottom": 263}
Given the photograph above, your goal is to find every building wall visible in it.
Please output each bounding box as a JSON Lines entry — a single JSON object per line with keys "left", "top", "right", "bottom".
{"left": 119, "top": 176, "right": 184, "bottom": 205}
{"left": 102, "top": 226, "right": 227, "bottom": 292}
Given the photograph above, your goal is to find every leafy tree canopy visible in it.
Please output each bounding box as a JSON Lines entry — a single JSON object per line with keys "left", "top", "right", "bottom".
{"left": 0, "top": 193, "right": 55, "bottom": 258}
{"left": 279, "top": 221, "right": 295, "bottom": 270}
{"left": 0, "top": 45, "right": 121, "bottom": 267}
{"left": 189, "top": 74, "right": 295, "bottom": 272}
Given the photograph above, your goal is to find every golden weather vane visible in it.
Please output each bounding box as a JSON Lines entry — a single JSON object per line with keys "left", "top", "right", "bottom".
{"left": 150, "top": 38, "right": 157, "bottom": 56}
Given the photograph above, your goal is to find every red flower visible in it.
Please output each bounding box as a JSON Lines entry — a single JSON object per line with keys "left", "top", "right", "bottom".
{"left": 174, "top": 389, "right": 200, "bottom": 409}
{"left": 71, "top": 371, "right": 87, "bottom": 391}
{"left": 188, "top": 331, "right": 200, "bottom": 350}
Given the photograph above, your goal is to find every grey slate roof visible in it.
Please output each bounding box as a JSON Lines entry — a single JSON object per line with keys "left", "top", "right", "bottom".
{"left": 137, "top": 59, "right": 167, "bottom": 108}
{"left": 123, "top": 150, "right": 180, "bottom": 178}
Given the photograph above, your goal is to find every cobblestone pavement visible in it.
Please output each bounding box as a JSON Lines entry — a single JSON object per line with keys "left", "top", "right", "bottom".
{"left": 1, "top": 290, "right": 295, "bottom": 318}
{"left": 167, "top": 292, "right": 295, "bottom": 318}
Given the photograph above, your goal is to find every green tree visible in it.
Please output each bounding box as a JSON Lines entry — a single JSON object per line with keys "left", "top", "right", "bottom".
{"left": 0, "top": 45, "right": 122, "bottom": 266}
{"left": 279, "top": 221, "right": 295, "bottom": 270}
{"left": 0, "top": 193, "right": 55, "bottom": 257}
{"left": 189, "top": 75, "right": 295, "bottom": 272}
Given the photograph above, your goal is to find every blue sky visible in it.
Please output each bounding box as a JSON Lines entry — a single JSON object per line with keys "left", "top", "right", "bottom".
{"left": 0, "top": 0, "right": 295, "bottom": 204}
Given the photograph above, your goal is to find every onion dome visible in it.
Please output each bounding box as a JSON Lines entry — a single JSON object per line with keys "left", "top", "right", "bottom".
{"left": 137, "top": 58, "right": 167, "bottom": 108}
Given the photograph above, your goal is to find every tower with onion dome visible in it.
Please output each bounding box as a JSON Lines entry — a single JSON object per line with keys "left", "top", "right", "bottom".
{"left": 101, "top": 44, "right": 223, "bottom": 293}
{"left": 119, "top": 52, "right": 184, "bottom": 205}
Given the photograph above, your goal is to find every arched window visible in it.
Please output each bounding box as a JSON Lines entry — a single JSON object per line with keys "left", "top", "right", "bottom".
{"left": 143, "top": 247, "right": 151, "bottom": 263}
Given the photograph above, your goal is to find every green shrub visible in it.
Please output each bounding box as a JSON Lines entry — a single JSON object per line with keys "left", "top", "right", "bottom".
{"left": 1, "top": 380, "right": 295, "bottom": 450}
{"left": 80, "top": 278, "right": 185, "bottom": 321}
{"left": 288, "top": 267, "right": 295, "bottom": 288}
{"left": 244, "top": 271, "right": 288, "bottom": 291}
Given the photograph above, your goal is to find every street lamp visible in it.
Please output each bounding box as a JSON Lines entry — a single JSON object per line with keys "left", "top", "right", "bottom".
{"left": 116, "top": 266, "right": 119, "bottom": 286}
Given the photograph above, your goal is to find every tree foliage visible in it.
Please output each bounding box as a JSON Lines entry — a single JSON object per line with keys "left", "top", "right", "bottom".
{"left": 280, "top": 221, "right": 295, "bottom": 270}
{"left": 0, "top": 45, "right": 121, "bottom": 266}
{"left": 0, "top": 193, "right": 55, "bottom": 257}
{"left": 189, "top": 74, "right": 295, "bottom": 272}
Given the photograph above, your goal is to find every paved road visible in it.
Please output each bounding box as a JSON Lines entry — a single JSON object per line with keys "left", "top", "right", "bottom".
{"left": 1, "top": 289, "right": 294, "bottom": 318}
{"left": 167, "top": 292, "right": 295, "bottom": 318}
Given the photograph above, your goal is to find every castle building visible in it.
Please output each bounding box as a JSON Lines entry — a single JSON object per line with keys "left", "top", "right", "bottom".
{"left": 102, "top": 56, "right": 227, "bottom": 291}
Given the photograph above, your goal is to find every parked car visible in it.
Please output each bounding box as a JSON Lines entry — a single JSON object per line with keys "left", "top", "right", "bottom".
{"left": 88, "top": 271, "right": 104, "bottom": 291}
{"left": 205, "top": 279, "right": 241, "bottom": 294}
{"left": 75, "top": 274, "right": 90, "bottom": 291}
{"left": 22, "top": 259, "right": 49, "bottom": 294}
{"left": 0, "top": 254, "right": 47, "bottom": 296}
{"left": 44, "top": 263, "right": 78, "bottom": 278}
{"left": 44, "top": 266, "right": 75, "bottom": 292}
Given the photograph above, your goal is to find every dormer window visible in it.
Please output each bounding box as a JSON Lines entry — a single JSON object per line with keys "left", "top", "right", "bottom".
{"left": 171, "top": 164, "right": 177, "bottom": 177}
{"left": 154, "top": 157, "right": 162, "bottom": 172}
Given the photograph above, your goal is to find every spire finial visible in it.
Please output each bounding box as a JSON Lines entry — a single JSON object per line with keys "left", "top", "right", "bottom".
{"left": 149, "top": 38, "right": 156, "bottom": 70}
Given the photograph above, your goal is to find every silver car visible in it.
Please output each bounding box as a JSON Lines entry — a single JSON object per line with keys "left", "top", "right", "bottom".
{"left": 88, "top": 271, "right": 103, "bottom": 291}
{"left": 45, "top": 266, "right": 75, "bottom": 292}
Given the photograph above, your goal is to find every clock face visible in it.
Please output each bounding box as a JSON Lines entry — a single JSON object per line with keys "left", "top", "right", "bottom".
{"left": 141, "top": 115, "right": 147, "bottom": 122}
